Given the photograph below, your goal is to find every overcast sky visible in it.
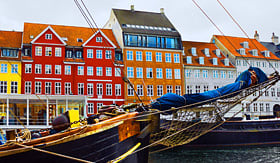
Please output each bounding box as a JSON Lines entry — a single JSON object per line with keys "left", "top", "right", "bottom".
{"left": 0, "top": 0, "right": 279, "bottom": 42}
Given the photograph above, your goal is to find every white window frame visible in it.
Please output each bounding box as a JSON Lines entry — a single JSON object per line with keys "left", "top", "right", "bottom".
{"left": 65, "top": 65, "right": 71, "bottom": 75}
{"left": 55, "top": 65, "right": 61, "bottom": 75}
{"left": 106, "top": 84, "right": 112, "bottom": 96}
{"left": 146, "top": 52, "right": 152, "bottom": 61}
{"left": 35, "top": 81, "right": 41, "bottom": 94}
{"left": 87, "top": 66, "right": 93, "bottom": 76}
{"left": 88, "top": 103, "right": 94, "bottom": 114}
{"left": 55, "top": 47, "right": 62, "bottom": 57}
{"left": 45, "top": 65, "right": 52, "bottom": 74}
{"left": 136, "top": 51, "right": 143, "bottom": 61}
{"left": 87, "top": 49, "right": 93, "bottom": 58}
{"left": 78, "top": 83, "right": 84, "bottom": 95}
{"left": 55, "top": 82, "right": 61, "bottom": 95}
{"left": 97, "top": 83, "right": 103, "bottom": 95}
{"left": 45, "top": 82, "right": 52, "bottom": 94}
{"left": 115, "top": 84, "right": 121, "bottom": 96}
{"left": 174, "top": 54, "right": 180, "bottom": 63}
{"left": 65, "top": 82, "right": 71, "bottom": 95}
{"left": 165, "top": 53, "right": 171, "bottom": 63}
{"left": 35, "top": 46, "right": 42, "bottom": 56}
{"left": 96, "top": 67, "right": 103, "bottom": 76}
{"left": 106, "top": 67, "right": 112, "bottom": 76}
{"left": 96, "top": 50, "right": 102, "bottom": 59}
{"left": 174, "top": 69, "right": 181, "bottom": 79}
{"left": 45, "top": 47, "right": 52, "bottom": 56}
{"left": 25, "top": 81, "right": 31, "bottom": 94}
{"left": 35, "top": 64, "right": 42, "bottom": 74}
{"left": 156, "top": 52, "right": 162, "bottom": 62}
{"left": 25, "top": 64, "right": 32, "bottom": 73}
{"left": 87, "top": 83, "right": 93, "bottom": 96}
{"left": 78, "top": 66, "right": 84, "bottom": 75}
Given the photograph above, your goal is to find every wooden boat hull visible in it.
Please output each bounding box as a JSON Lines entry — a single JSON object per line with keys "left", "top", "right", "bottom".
{"left": 0, "top": 113, "right": 150, "bottom": 163}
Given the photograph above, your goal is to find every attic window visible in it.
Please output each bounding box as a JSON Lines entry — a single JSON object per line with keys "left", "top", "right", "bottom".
{"left": 62, "top": 37, "right": 68, "bottom": 41}
{"left": 262, "top": 50, "right": 270, "bottom": 57}
{"left": 213, "top": 58, "right": 218, "bottom": 65}
{"left": 239, "top": 48, "right": 246, "bottom": 55}
{"left": 224, "top": 58, "right": 229, "bottom": 66}
{"left": 241, "top": 41, "right": 249, "bottom": 48}
{"left": 45, "top": 34, "right": 52, "bottom": 40}
{"left": 77, "top": 38, "right": 83, "bottom": 42}
{"left": 251, "top": 49, "right": 258, "bottom": 56}
{"left": 191, "top": 47, "right": 197, "bottom": 56}
{"left": 186, "top": 56, "right": 192, "bottom": 64}
{"left": 96, "top": 37, "right": 102, "bottom": 43}
{"left": 199, "top": 57, "right": 204, "bottom": 65}
{"left": 30, "top": 35, "right": 34, "bottom": 39}
{"left": 204, "top": 48, "right": 210, "bottom": 57}
{"left": 215, "top": 49, "right": 221, "bottom": 57}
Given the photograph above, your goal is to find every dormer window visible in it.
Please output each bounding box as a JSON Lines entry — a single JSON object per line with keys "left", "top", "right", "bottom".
{"left": 250, "top": 49, "right": 258, "bottom": 56}
{"left": 191, "top": 47, "right": 197, "bottom": 56}
{"left": 262, "top": 50, "right": 270, "bottom": 57}
{"left": 204, "top": 48, "right": 210, "bottom": 57}
{"left": 199, "top": 57, "right": 204, "bottom": 65}
{"left": 212, "top": 58, "right": 218, "bottom": 65}
{"left": 186, "top": 56, "right": 192, "bottom": 64}
{"left": 45, "top": 34, "right": 52, "bottom": 40}
{"left": 66, "top": 50, "right": 73, "bottom": 58}
{"left": 76, "top": 51, "right": 83, "bottom": 58}
{"left": 239, "top": 48, "right": 246, "bottom": 55}
{"left": 215, "top": 49, "right": 221, "bottom": 57}
{"left": 77, "top": 38, "right": 83, "bottom": 42}
{"left": 224, "top": 58, "right": 229, "bottom": 66}
{"left": 241, "top": 41, "right": 249, "bottom": 48}
{"left": 96, "top": 37, "right": 102, "bottom": 42}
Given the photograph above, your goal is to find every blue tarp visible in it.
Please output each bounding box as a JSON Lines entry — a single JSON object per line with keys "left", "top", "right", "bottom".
{"left": 151, "top": 67, "right": 268, "bottom": 111}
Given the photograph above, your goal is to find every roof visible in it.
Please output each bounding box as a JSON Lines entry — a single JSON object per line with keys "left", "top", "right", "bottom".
{"left": 261, "top": 42, "right": 280, "bottom": 58}
{"left": 182, "top": 41, "right": 235, "bottom": 68}
{"left": 0, "top": 31, "right": 22, "bottom": 48}
{"left": 112, "top": 9, "right": 180, "bottom": 37}
{"left": 22, "top": 22, "right": 120, "bottom": 48}
{"left": 213, "top": 35, "right": 279, "bottom": 60}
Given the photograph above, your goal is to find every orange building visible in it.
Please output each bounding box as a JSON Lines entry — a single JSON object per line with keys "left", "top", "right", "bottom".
{"left": 105, "top": 6, "right": 184, "bottom": 104}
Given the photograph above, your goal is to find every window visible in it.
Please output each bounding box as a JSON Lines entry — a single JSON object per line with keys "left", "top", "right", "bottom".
{"left": 45, "top": 34, "right": 52, "bottom": 40}
{"left": 55, "top": 65, "right": 61, "bottom": 74}
{"left": 186, "top": 56, "right": 192, "bottom": 64}
{"left": 174, "top": 54, "right": 180, "bottom": 63}
{"left": 236, "top": 60, "right": 241, "bottom": 66}
{"left": 251, "top": 49, "right": 258, "bottom": 56}
{"left": 127, "top": 67, "right": 134, "bottom": 78}
{"left": 195, "top": 85, "right": 201, "bottom": 93}
{"left": 87, "top": 49, "right": 93, "bottom": 58}
{"left": 0, "top": 81, "right": 7, "bottom": 94}
{"left": 35, "top": 46, "right": 42, "bottom": 56}
{"left": 136, "top": 51, "right": 142, "bottom": 61}
{"left": 277, "top": 88, "right": 280, "bottom": 97}
{"left": 65, "top": 83, "right": 71, "bottom": 95}
{"left": 11, "top": 64, "right": 18, "bottom": 73}
{"left": 243, "top": 60, "right": 247, "bottom": 66}
{"left": 204, "top": 85, "right": 209, "bottom": 92}
{"left": 174, "top": 69, "right": 181, "bottom": 79}
{"left": 175, "top": 85, "right": 181, "bottom": 95}
{"left": 55, "top": 82, "right": 61, "bottom": 94}
{"left": 213, "top": 70, "right": 219, "bottom": 78}
{"left": 78, "top": 66, "right": 84, "bottom": 75}
{"left": 224, "top": 58, "right": 229, "bottom": 66}
{"left": 96, "top": 67, "right": 103, "bottom": 76}
{"left": 202, "top": 70, "right": 208, "bottom": 78}
{"left": 185, "top": 69, "right": 191, "bottom": 78}
{"left": 96, "top": 50, "right": 102, "bottom": 59}
{"left": 25, "top": 81, "right": 31, "bottom": 94}
{"left": 1, "top": 49, "right": 18, "bottom": 57}
{"left": 263, "top": 50, "right": 270, "bottom": 57}
{"left": 194, "top": 70, "right": 200, "bottom": 78}
{"left": 137, "top": 85, "right": 143, "bottom": 96}
{"left": 157, "top": 85, "right": 163, "bottom": 96}
{"left": 115, "top": 68, "right": 121, "bottom": 77}
{"left": 191, "top": 47, "right": 197, "bottom": 56}
{"left": 204, "top": 48, "right": 210, "bottom": 57}
{"left": 87, "top": 83, "right": 93, "bottom": 96}
{"left": 25, "top": 64, "right": 32, "bottom": 73}
{"left": 214, "top": 86, "right": 219, "bottom": 89}
{"left": 156, "top": 68, "right": 163, "bottom": 79}
{"left": 115, "top": 84, "right": 121, "bottom": 96}
{"left": 266, "top": 103, "right": 270, "bottom": 112}
{"left": 242, "top": 41, "right": 249, "bottom": 48}
{"left": 96, "top": 37, "right": 102, "bottom": 42}
{"left": 271, "top": 88, "right": 276, "bottom": 97}
{"left": 0, "top": 64, "right": 7, "bottom": 73}
{"left": 253, "top": 103, "right": 258, "bottom": 112}
{"left": 199, "top": 57, "right": 204, "bottom": 64}
{"left": 65, "top": 65, "right": 71, "bottom": 75}
{"left": 127, "top": 51, "right": 133, "bottom": 60}
{"left": 260, "top": 103, "right": 264, "bottom": 112}
{"left": 147, "top": 85, "right": 153, "bottom": 96}
{"left": 87, "top": 66, "right": 93, "bottom": 76}
{"left": 105, "top": 50, "right": 112, "bottom": 59}
{"left": 11, "top": 81, "right": 17, "bottom": 94}
{"left": 78, "top": 83, "right": 84, "bottom": 95}
{"left": 167, "top": 85, "right": 173, "bottom": 93}
{"left": 156, "top": 52, "right": 162, "bottom": 62}
{"left": 239, "top": 48, "right": 246, "bottom": 55}
{"left": 146, "top": 52, "right": 152, "bottom": 61}
{"left": 45, "top": 47, "right": 52, "bottom": 56}
{"left": 212, "top": 58, "right": 218, "bottom": 65}
{"left": 146, "top": 68, "right": 153, "bottom": 78}
{"left": 263, "top": 62, "right": 267, "bottom": 68}
{"left": 45, "top": 65, "right": 52, "bottom": 74}
{"left": 106, "top": 84, "right": 112, "bottom": 96}
{"left": 221, "top": 71, "right": 226, "bottom": 78}
{"left": 106, "top": 67, "right": 112, "bottom": 76}
{"left": 76, "top": 51, "right": 82, "bottom": 58}
{"left": 166, "top": 69, "right": 172, "bottom": 79}
{"left": 55, "top": 47, "right": 61, "bottom": 57}
{"left": 35, "top": 82, "right": 41, "bottom": 94}
{"left": 45, "top": 82, "right": 51, "bottom": 94}
{"left": 147, "top": 36, "right": 156, "bottom": 48}
{"left": 66, "top": 50, "right": 73, "bottom": 58}
{"left": 127, "top": 85, "right": 134, "bottom": 96}
{"left": 165, "top": 53, "right": 171, "bottom": 62}
{"left": 228, "top": 71, "right": 234, "bottom": 79}
{"left": 215, "top": 49, "right": 221, "bottom": 57}
{"left": 88, "top": 103, "right": 94, "bottom": 114}
{"left": 35, "top": 64, "right": 42, "bottom": 74}
{"left": 136, "top": 67, "right": 143, "bottom": 78}
{"left": 186, "top": 85, "right": 192, "bottom": 94}
{"left": 97, "top": 83, "right": 103, "bottom": 95}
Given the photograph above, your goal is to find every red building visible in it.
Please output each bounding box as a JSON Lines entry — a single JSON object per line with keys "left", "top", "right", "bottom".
{"left": 21, "top": 22, "right": 124, "bottom": 115}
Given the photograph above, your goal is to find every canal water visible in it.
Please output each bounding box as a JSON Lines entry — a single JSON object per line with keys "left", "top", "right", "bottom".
{"left": 149, "top": 146, "right": 280, "bottom": 163}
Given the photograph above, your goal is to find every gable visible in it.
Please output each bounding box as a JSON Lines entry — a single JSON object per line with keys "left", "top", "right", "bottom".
{"left": 83, "top": 30, "right": 116, "bottom": 48}
{"left": 31, "top": 26, "right": 66, "bottom": 45}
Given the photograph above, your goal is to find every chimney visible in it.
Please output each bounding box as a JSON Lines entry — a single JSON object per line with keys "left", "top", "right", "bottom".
{"left": 131, "top": 5, "right": 135, "bottom": 12}
{"left": 254, "top": 30, "right": 259, "bottom": 41}
{"left": 160, "top": 8, "right": 164, "bottom": 14}
{"left": 271, "top": 32, "right": 279, "bottom": 45}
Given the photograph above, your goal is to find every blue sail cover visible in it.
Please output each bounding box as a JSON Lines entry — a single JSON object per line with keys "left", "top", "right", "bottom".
{"left": 151, "top": 67, "right": 268, "bottom": 111}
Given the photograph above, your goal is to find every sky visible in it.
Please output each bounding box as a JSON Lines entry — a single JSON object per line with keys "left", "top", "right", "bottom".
{"left": 0, "top": 0, "right": 279, "bottom": 42}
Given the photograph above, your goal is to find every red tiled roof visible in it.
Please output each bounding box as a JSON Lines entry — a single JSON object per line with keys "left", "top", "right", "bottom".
{"left": 213, "top": 35, "right": 280, "bottom": 60}
{"left": 22, "top": 22, "right": 120, "bottom": 48}
{"left": 182, "top": 41, "right": 235, "bottom": 68}
{"left": 0, "top": 31, "right": 22, "bottom": 48}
